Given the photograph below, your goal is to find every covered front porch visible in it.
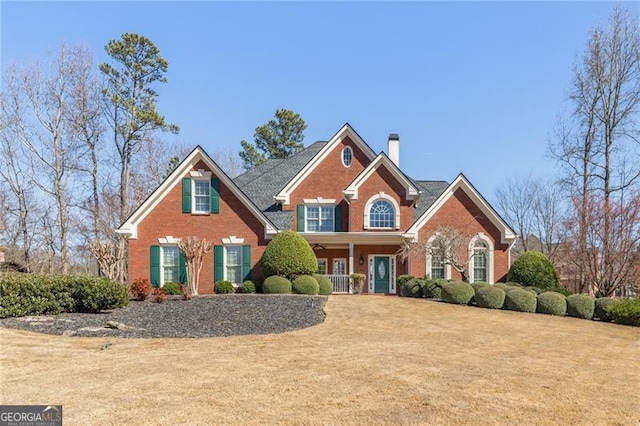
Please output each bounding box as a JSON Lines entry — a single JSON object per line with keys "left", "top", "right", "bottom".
{"left": 301, "top": 232, "right": 412, "bottom": 294}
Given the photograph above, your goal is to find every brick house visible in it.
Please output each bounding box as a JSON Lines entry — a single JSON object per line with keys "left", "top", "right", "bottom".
{"left": 117, "top": 123, "right": 516, "bottom": 294}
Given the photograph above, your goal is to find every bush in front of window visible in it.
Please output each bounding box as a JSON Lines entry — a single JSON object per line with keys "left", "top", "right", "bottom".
{"left": 400, "top": 278, "right": 423, "bottom": 298}
{"left": 153, "top": 288, "right": 167, "bottom": 303}
{"left": 423, "top": 279, "right": 447, "bottom": 299}
{"left": 292, "top": 275, "right": 319, "bottom": 295}
{"left": 238, "top": 280, "right": 256, "bottom": 293}
{"left": 507, "top": 251, "right": 560, "bottom": 290}
{"left": 260, "top": 231, "right": 317, "bottom": 279}
{"left": 566, "top": 294, "right": 595, "bottom": 320}
{"left": 441, "top": 281, "right": 475, "bottom": 305}
{"left": 162, "top": 282, "right": 181, "bottom": 295}
{"left": 214, "top": 280, "right": 234, "bottom": 294}
{"left": 397, "top": 275, "right": 415, "bottom": 288}
{"left": 504, "top": 288, "right": 537, "bottom": 313}
{"left": 263, "top": 276, "right": 292, "bottom": 294}
{"left": 474, "top": 286, "right": 506, "bottom": 309}
{"left": 535, "top": 291, "right": 567, "bottom": 316}
{"left": 313, "top": 274, "right": 333, "bottom": 295}
{"left": 130, "top": 278, "right": 152, "bottom": 301}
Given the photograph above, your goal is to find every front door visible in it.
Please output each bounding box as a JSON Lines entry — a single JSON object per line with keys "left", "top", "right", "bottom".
{"left": 374, "top": 256, "right": 390, "bottom": 293}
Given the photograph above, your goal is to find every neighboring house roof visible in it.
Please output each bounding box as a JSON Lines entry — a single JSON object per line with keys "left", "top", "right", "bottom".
{"left": 116, "top": 146, "right": 278, "bottom": 239}
{"left": 343, "top": 152, "right": 420, "bottom": 202}
{"left": 407, "top": 174, "right": 517, "bottom": 244}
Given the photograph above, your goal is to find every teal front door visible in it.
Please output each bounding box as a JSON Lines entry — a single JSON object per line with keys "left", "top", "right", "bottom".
{"left": 374, "top": 256, "right": 390, "bottom": 293}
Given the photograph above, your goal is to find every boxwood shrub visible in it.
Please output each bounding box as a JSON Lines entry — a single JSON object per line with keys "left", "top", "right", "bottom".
{"left": 507, "top": 251, "right": 560, "bottom": 290}
{"left": 474, "top": 286, "right": 506, "bottom": 309}
{"left": 493, "top": 283, "right": 512, "bottom": 292}
{"left": 536, "top": 291, "right": 567, "bottom": 316}
{"left": 262, "top": 276, "right": 292, "bottom": 294}
{"left": 239, "top": 280, "right": 256, "bottom": 294}
{"left": 608, "top": 298, "right": 640, "bottom": 327}
{"left": 504, "top": 288, "right": 537, "bottom": 313}
{"left": 401, "top": 278, "right": 423, "bottom": 298}
{"left": 594, "top": 297, "right": 621, "bottom": 322}
{"left": 397, "top": 275, "right": 415, "bottom": 288}
{"left": 215, "top": 280, "right": 235, "bottom": 294}
{"left": 566, "top": 294, "right": 595, "bottom": 320}
{"left": 441, "top": 281, "right": 475, "bottom": 305}
{"left": 423, "top": 279, "right": 447, "bottom": 299}
{"left": 292, "top": 275, "right": 319, "bottom": 295}
{"left": 162, "top": 282, "right": 182, "bottom": 295}
{"left": 471, "top": 282, "right": 491, "bottom": 293}
{"left": 260, "top": 231, "right": 317, "bottom": 279}
{"left": 312, "top": 274, "right": 333, "bottom": 295}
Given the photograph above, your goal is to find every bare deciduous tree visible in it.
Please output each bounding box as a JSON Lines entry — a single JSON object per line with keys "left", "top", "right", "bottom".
{"left": 177, "top": 236, "right": 213, "bottom": 296}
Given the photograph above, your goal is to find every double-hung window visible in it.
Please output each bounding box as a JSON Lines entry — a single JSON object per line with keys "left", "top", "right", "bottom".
{"left": 306, "top": 205, "right": 334, "bottom": 232}
{"left": 225, "top": 246, "right": 242, "bottom": 285}
{"left": 193, "top": 179, "right": 210, "bottom": 213}
{"left": 473, "top": 241, "right": 488, "bottom": 282}
{"left": 431, "top": 253, "right": 446, "bottom": 279}
{"left": 162, "top": 246, "right": 180, "bottom": 284}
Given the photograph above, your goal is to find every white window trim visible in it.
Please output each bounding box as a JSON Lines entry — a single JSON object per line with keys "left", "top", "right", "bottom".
{"left": 223, "top": 245, "right": 243, "bottom": 286}
{"left": 341, "top": 146, "right": 353, "bottom": 168}
{"left": 333, "top": 258, "right": 347, "bottom": 275}
{"left": 364, "top": 192, "right": 400, "bottom": 230}
{"left": 222, "top": 236, "right": 244, "bottom": 244}
{"left": 317, "top": 258, "right": 328, "bottom": 275}
{"left": 469, "top": 233, "right": 494, "bottom": 284}
{"left": 159, "top": 244, "right": 180, "bottom": 287}
{"left": 191, "top": 174, "right": 211, "bottom": 214}
{"left": 425, "top": 233, "right": 451, "bottom": 280}
{"left": 158, "top": 236, "right": 181, "bottom": 244}
{"left": 304, "top": 204, "right": 335, "bottom": 233}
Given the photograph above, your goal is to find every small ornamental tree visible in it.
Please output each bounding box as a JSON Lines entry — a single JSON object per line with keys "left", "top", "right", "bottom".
{"left": 178, "top": 236, "right": 212, "bottom": 296}
{"left": 260, "top": 231, "right": 317, "bottom": 279}
{"left": 507, "top": 251, "right": 560, "bottom": 290}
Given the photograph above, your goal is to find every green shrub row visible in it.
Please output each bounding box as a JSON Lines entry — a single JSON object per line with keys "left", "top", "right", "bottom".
{"left": 0, "top": 273, "right": 129, "bottom": 318}
{"left": 292, "top": 275, "right": 319, "bottom": 295}
{"left": 162, "top": 282, "right": 182, "bottom": 295}
{"left": 215, "top": 280, "right": 235, "bottom": 294}
{"left": 313, "top": 274, "right": 333, "bottom": 295}
{"left": 263, "top": 276, "right": 292, "bottom": 294}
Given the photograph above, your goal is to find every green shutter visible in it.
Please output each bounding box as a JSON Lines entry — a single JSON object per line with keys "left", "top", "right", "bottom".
{"left": 242, "top": 245, "right": 252, "bottom": 281}
{"left": 297, "top": 204, "right": 305, "bottom": 232}
{"left": 179, "top": 251, "right": 187, "bottom": 284}
{"left": 182, "top": 178, "right": 192, "bottom": 213}
{"left": 334, "top": 204, "right": 342, "bottom": 232}
{"left": 214, "top": 245, "right": 224, "bottom": 283}
{"left": 210, "top": 177, "right": 220, "bottom": 214}
{"left": 150, "top": 245, "right": 160, "bottom": 287}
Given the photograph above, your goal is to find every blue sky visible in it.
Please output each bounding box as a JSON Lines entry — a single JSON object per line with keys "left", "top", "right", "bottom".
{"left": 1, "top": 1, "right": 632, "bottom": 203}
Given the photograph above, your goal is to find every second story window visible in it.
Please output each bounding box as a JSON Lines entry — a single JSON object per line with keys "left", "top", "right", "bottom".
{"left": 342, "top": 146, "right": 353, "bottom": 167}
{"left": 193, "top": 179, "right": 210, "bottom": 213}
{"left": 306, "top": 205, "right": 334, "bottom": 232}
{"left": 369, "top": 200, "right": 395, "bottom": 229}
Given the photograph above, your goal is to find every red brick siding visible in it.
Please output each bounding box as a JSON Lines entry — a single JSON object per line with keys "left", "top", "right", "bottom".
{"left": 411, "top": 188, "right": 510, "bottom": 282}
{"left": 128, "top": 163, "right": 267, "bottom": 294}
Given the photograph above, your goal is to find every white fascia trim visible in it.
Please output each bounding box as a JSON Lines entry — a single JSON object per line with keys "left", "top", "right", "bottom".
{"left": 343, "top": 154, "right": 419, "bottom": 201}
{"left": 222, "top": 236, "right": 245, "bottom": 244}
{"left": 303, "top": 197, "right": 337, "bottom": 204}
{"left": 158, "top": 236, "right": 181, "bottom": 244}
{"left": 274, "top": 124, "right": 377, "bottom": 206}
{"left": 116, "top": 147, "right": 278, "bottom": 240}
{"left": 407, "top": 174, "right": 517, "bottom": 245}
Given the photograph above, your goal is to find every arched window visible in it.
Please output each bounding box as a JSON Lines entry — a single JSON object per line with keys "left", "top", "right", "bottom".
{"left": 426, "top": 233, "right": 451, "bottom": 279}
{"left": 342, "top": 146, "right": 353, "bottom": 167}
{"left": 473, "top": 240, "right": 488, "bottom": 282}
{"left": 369, "top": 200, "right": 395, "bottom": 229}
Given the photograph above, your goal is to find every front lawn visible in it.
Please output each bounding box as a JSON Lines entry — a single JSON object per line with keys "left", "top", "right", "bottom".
{"left": 1, "top": 296, "right": 638, "bottom": 424}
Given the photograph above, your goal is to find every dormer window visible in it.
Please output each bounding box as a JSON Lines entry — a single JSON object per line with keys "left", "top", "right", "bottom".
{"left": 363, "top": 193, "right": 400, "bottom": 230}
{"left": 342, "top": 146, "right": 353, "bottom": 167}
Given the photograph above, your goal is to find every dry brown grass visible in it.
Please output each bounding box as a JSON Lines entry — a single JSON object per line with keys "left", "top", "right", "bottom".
{"left": 1, "top": 296, "right": 639, "bottom": 425}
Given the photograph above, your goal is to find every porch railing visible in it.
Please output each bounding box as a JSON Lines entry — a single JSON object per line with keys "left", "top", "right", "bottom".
{"left": 324, "top": 274, "right": 350, "bottom": 294}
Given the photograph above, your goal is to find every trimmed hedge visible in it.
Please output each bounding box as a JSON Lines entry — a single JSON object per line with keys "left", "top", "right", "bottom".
{"left": 566, "top": 294, "right": 595, "bottom": 320}
{"left": 441, "top": 281, "right": 475, "bottom": 305}
{"left": 313, "top": 274, "right": 333, "bottom": 295}
{"left": 215, "top": 280, "right": 235, "bottom": 294}
{"left": 162, "top": 282, "right": 182, "bottom": 295}
{"left": 475, "top": 286, "right": 506, "bottom": 309}
{"left": 0, "top": 273, "right": 128, "bottom": 318}
{"left": 504, "top": 288, "right": 537, "bottom": 313}
{"left": 262, "top": 276, "right": 292, "bottom": 294}
{"left": 536, "top": 292, "right": 567, "bottom": 316}
{"left": 292, "top": 275, "right": 319, "bottom": 295}
{"left": 471, "top": 282, "right": 491, "bottom": 293}
{"left": 608, "top": 298, "right": 640, "bottom": 327}
{"left": 397, "top": 275, "right": 415, "bottom": 288}
{"left": 239, "top": 280, "right": 256, "bottom": 294}
{"left": 507, "top": 251, "right": 560, "bottom": 290}
{"left": 401, "top": 278, "right": 423, "bottom": 298}
{"left": 594, "top": 297, "right": 621, "bottom": 322}
{"left": 423, "top": 279, "right": 447, "bottom": 299}
{"left": 493, "top": 283, "right": 513, "bottom": 292}
{"left": 260, "top": 231, "right": 317, "bottom": 278}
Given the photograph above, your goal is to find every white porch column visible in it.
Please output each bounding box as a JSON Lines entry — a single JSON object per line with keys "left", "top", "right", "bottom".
{"left": 348, "top": 242, "right": 354, "bottom": 274}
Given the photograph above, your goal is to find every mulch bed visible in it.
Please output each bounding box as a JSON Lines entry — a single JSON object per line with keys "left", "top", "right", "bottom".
{"left": 0, "top": 294, "right": 328, "bottom": 338}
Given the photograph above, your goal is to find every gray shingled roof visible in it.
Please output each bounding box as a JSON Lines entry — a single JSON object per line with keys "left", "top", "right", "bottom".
{"left": 413, "top": 180, "right": 450, "bottom": 221}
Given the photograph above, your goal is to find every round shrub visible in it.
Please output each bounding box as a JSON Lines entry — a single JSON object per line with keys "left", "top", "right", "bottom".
{"left": 423, "top": 279, "right": 446, "bottom": 299}
{"left": 507, "top": 251, "right": 560, "bottom": 290}
{"left": 239, "top": 280, "right": 256, "bottom": 294}
{"left": 162, "top": 282, "right": 181, "bottom": 295}
{"left": 130, "top": 278, "right": 152, "bottom": 301}
{"left": 504, "top": 288, "right": 537, "bottom": 313}
{"left": 536, "top": 292, "right": 567, "bottom": 316}
{"left": 401, "top": 278, "right": 423, "bottom": 298}
{"left": 260, "top": 231, "right": 317, "bottom": 278}
{"left": 594, "top": 297, "right": 621, "bottom": 322}
{"left": 493, "top": 283, "right": 512, "bottom": 292}
{"left": 471, "top": 282, "right": 490, "bottom": 293}
{"left": 215, "top": 280, "right": 235, "bottom": 294}
{"left": 441, "top": 281, "right": 475, "bottom": 305}
{"left": 292, "top": 275, "right": 319, "bottom": 295}
{"left": 263, "top": 276, "right": 292, "bottom": 294}
{"left": 526, "top": 286, "right": 543, "bottom": 295}
{"left": 566, "top": 294, "right": 595, "bottom": 320}
{"left": 397, "top": 275, "right": 415, "bottom": 288}
{"left": 313, "top": 274, "right": 333, "bottom": 295}
{"left": 608, "top": 298, "right": 640, "bottom": 327}
{"left": 475, "top": 286, "right": 506, "bottom": 309}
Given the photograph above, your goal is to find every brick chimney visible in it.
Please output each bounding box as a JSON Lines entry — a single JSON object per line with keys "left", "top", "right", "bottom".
{"left": 388, "top": 133, "right": 399, "bottom": 167}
